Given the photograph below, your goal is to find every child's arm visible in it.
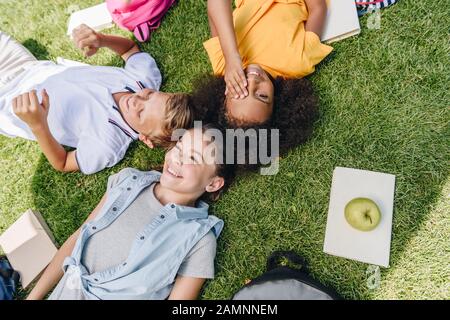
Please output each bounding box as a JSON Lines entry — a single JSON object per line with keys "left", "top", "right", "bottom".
{"left": 12, "top": 90, "right": 79, "bottom": 173}
{"left": 304, "top": 0, "right": 328, "bottom": 38}
{"left": 72, "top": 24, "right": 140, "bottom": 62}
{"left": 207, "top": 0, "right": 248, "bottom": 99}
{"left": 27, "top": 194, "right": 107, "bottom": 300}
{"left": 168, "top": 275, "right": 206, "bottom": 300}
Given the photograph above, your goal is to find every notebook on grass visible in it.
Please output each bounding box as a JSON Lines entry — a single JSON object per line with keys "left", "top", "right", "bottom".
{"left": 323, "top": 167, "right": 396, "bottom": 267}
{"left": 67, "top": 2, "right": 113, "bottom": 37}
{"left": 321, "top": 0, "right": 361, "bottom": 43}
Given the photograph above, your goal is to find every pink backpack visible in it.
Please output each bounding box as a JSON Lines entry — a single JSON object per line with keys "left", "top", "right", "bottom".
{"left": 106, "top": 0, "right": 176, "bottom": 42}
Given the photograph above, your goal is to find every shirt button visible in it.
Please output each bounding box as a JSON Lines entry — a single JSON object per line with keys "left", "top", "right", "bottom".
{"left": 112, "top": 207, "right": 117, "bottom": 211}
{"left": 94, "top": 278, "right": 99, "bottom": 282}
{"left": 92, "top": 226, "right": 97, "bottom": 230}
{"left": 127, "top": 187, "right": 131, "bottom": 191}
{"left": 170, "top": 204, "right": 175, "bottom": 209}
{"left": 123, "top": 262, "right": 127, "bottom": 266}
{"left": 160, "top": 215, "right": 165, "bottom": 219}
{"left": 133, "top": 176, "right": 137, "bottom": 180}
{"left": 140, "top": 236, "right": 145, "bottom": 240}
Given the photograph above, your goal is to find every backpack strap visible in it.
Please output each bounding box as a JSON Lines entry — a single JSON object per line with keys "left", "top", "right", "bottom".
{"left": 266, "top": 250, "right": 309, "bottom": 272}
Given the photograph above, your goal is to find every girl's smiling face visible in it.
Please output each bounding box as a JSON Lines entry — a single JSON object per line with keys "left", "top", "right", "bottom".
{"left": 160, "top": 128, "right": 225, "bottom": 198}
{"left": 225, "top": 64, "right": 275, "bottom": 125}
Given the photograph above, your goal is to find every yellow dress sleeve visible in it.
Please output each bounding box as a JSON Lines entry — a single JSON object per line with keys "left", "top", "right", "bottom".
{"left": 203, "top": 36, "right": 226, "bottom": 76}
{"left": 301, "top": 31, "right": 333, "bottom": 76}
{"left": 273, "top": 0, "right": 305, "bottom": 4}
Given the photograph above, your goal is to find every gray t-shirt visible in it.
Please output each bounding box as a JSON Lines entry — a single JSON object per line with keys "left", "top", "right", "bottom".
{"left": 48, "top": 171, "right": 217, "bottom": 300}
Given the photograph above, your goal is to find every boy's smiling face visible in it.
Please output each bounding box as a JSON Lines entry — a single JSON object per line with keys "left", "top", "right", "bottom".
{"left": 118, "top": 88, "right": 168, "bottom": 139}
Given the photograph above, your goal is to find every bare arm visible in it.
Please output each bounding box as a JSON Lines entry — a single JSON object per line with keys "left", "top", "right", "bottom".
{"left": 207, "top": 0, "right": 248, "bottom": 98}
{"left": 98, "top": 33, "right": 141, "bottom": 61}
{"left": 12, "top": 90, "right": 79, "bottom": 173}
{"left": 304, "top": 0, "right": 328, "bottom": 38}
{"left": 32, "top": 128, "right": 79, "bottom": 173}
{"left": 26, "top": 194, "right": 108, "bottom": 300}
{"left": 207, "top": 0, "right": 239, "bottom": 63}
{"left": 73, "top": 24, "right": 140, "bottom": 62}
{"left": 168, "top": 275, "right": 206, "bottom": 300}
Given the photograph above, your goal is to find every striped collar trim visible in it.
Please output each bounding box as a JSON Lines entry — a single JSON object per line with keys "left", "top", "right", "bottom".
{"left": 108, "top": 118, "right": 138, "bottom": 141}
{"left": 109, "top": 83, "right": 147, "bottom": 140}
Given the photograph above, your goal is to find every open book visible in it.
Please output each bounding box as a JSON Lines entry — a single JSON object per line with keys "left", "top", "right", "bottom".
{"left": 67, "top": 2, "right": 114, "bottom": 37}
{"left": 321, "top": 0, "right": 361, "bottom": 44}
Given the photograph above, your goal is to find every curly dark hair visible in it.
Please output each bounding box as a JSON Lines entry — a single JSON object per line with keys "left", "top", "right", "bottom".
{"left": 188, "top": 74, "right": 319, "bottom": 168}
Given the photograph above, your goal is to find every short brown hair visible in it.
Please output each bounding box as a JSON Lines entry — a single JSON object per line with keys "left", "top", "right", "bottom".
{"left": 148, "top": 93, "right": 194, "bottom": 149}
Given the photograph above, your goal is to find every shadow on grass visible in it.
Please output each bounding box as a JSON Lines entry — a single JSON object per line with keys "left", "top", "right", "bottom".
{"left": 22, "top": 39, "right": 50, "bottom": 60}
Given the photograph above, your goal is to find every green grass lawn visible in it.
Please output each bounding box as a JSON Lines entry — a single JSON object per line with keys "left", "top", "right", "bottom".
{"left": 0, "top": 0, "right": 449, "bottom": 300}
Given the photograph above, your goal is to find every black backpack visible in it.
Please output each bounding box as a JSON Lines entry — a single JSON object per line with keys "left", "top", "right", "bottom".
{"left": 232, "top": 251, "right": 342, "bottom": 300}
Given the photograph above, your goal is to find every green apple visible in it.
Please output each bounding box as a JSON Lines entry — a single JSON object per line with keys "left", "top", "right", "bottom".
{"left": 344, "top": 198, "right": 381, "bottom": 231}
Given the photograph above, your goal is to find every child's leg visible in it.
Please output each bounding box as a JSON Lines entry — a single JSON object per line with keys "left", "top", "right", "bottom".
{"left": 0, "top": 31, "right": 38, "bottom": 87}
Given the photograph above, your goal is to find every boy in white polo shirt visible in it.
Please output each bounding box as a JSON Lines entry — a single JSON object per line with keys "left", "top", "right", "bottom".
{"left": 0, "top": 25, "right": 193, "bottom": 174}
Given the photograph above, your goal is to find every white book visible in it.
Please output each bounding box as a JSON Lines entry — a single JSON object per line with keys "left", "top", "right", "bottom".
{"left": 0, "top": 209, "right": 58, "bottom": 288}
{"left": 67, "top": 2, "right": 113, "bottom": 37}
{"left": 321, "top": 0, "right": 361, "bottom": 44}
{"left": 323, "top": 167, "right": 396, "bottom": 267}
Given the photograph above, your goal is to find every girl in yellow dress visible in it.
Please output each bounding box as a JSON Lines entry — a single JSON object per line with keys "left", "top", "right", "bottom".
{"left": 191, "top": 0, "right": 333, "bottom": 152}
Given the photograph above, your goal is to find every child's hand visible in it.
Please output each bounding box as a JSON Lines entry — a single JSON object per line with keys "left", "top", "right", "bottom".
{"left": 224, "top": 54, "right": 248, "bottom": 99}
{"left": 12, "top": 90, "right": 50, "bottom": 131}
{"left": 72, "top": 24, "right": 103, "bottom": 57}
